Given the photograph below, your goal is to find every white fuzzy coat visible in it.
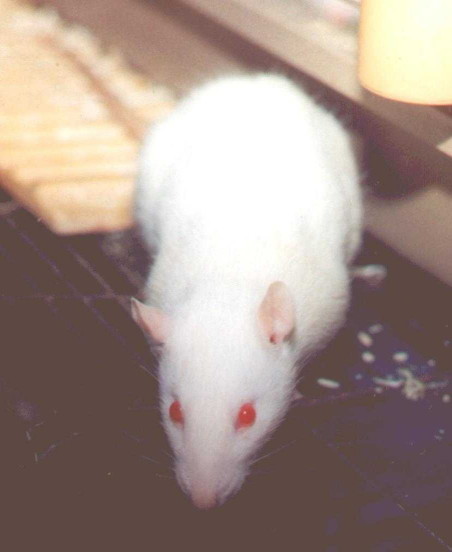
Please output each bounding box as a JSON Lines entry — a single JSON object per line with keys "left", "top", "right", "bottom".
{"left": 135, "top": 73, "right": 362, "bottom": 508}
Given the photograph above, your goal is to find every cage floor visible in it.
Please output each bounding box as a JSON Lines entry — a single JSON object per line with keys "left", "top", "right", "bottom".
{"left": 1, "top": 190, "right": 451, "bottom": 551}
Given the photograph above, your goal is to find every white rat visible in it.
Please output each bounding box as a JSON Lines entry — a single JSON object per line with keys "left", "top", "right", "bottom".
{"left": 132, "top": 73, "right": 362, "bottom": 509}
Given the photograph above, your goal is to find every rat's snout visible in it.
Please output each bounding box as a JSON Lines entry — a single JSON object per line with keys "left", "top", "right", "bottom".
{"left": 190, "top": 488, "right": 218, "bottom": 510}
{"left": 171, "top": 410, "right": 250, "bottom": 508}
{"left": 177, "top": 461, "right": 247, "bottom": 509}
{"left": 175, "top": 452, "right": 246, "bottom": 509}
{"left": 183, "top": 471, "right": 221, "bottom": 510}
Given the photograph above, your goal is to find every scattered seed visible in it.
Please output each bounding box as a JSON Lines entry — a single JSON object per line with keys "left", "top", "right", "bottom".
{"left": 374, "top": 387, "right": 383, "bottom": 394}
{"left": 362, "top": 351, "right": 375, "bottom": 363}
{"left": 442, "top": 394, "right": 451, "bottom": 403}
{"left": 357, "top": 331, "right": 373, "bottom": 347}
{"left": 398, "top": 368, "right": 426, "bottom": 401}
{"left": 427, "top": 359, "right": 437, "bottom": 367}
{"left": 317, "top": 378, "right": 340, "bottom": 389}
{"left": 354, "top": 373, "right": 363, "bottom": 380}
{"left": 373, "top": 377, "right": 403, "bottom": 389}
{"left": 368, "top": 323, "right": 383, "bottom": 335}
{"left": 393, "top": 351, "right": 409, "bottom": 363}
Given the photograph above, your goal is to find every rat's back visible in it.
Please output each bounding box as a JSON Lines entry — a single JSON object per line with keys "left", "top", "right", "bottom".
{"left": 137, "top": 73, "right": 361, "bottom": 304}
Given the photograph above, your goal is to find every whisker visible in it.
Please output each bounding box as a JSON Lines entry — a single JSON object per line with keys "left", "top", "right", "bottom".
{"left": 294, "top": 350, "right": 318, "bottom": 386}
{"left": 162, "top": 449, "right": 175, "bottom": 462}
{"left": 121, "top": 429, "right": 147, "bottom": 443}
{"left": 138, "top": 454, "right": 162, "bottom": 465}
{"left": 249, "top": 467, "right": 274, "bottom": 477}
{"left": 251, "top": 439, "right": 298, "bottom": 466}
{"left": 154, "top": 472, "right": 176, "bottom": 481}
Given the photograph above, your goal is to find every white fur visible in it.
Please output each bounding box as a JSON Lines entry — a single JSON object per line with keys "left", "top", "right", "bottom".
{"left": 135, "top": 73, "right": 362, "bottom": 508}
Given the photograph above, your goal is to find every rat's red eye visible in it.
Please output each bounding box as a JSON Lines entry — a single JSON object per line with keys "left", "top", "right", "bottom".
{"left": 169, "top": 400, "right": 183, "bottom": 424}
{"left": 235, "top": 403, "right": 256, "bottom": 429}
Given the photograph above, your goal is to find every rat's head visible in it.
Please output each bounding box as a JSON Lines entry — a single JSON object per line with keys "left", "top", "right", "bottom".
{"left": 132, "top": 281, "right": 297, "bottom": 509}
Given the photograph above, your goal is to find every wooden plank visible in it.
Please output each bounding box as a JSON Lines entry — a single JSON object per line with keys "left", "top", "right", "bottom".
{"left": 0, "top": 0, "right": 176, "bottom": 234}
{"left": 31, "top": 0, "right": 246, "bottom": 94}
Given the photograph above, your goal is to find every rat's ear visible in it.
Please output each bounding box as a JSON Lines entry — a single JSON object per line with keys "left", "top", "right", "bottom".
{"left": 131, "top": 298, "right": 169, "bottom": 344}
{"left": 258, "top": 281, "right": 295, "bottom": 345}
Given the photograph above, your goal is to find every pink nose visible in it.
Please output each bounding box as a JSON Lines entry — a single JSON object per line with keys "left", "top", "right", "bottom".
{"left": 191, "top": 490, "right": 217, "bottom": 510}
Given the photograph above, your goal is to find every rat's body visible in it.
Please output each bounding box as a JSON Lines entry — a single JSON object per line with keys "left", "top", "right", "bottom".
{"left": 133, "top": 74, "right": 362, "bottom": 509}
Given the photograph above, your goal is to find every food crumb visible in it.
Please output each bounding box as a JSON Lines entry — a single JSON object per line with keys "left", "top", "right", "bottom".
{"left": 427, "top": 359, "right": 437, "bottom": 367}
{"left": 393, "top": 351, "right": 409, "bottom": 363}
{"left": 362, "top": 351, "right": 375, "bottom": 363}
{"left": 373, "top": 376, "right": 403, "bottom": 389}
{"left": 442, "top": 394, "right": 451, "bottom": 403}
{"left": 368, "top": 323, "right": 383, "bottom": 334}
{"left": 317, "top": 378, "right": 341, "bottom": 389}
{"left": 357, "top": 331, "right": 373, "bottom": 347}
{"left": 398, "top": 368, "right": 425, "bottom": 401}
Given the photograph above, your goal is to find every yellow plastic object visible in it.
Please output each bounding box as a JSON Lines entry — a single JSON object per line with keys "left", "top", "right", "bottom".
{"left": 358, "top": 0, "right": 452, "bottom": 104}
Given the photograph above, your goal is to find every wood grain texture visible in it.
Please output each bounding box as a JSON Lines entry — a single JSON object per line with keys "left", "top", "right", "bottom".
{"left": 0, "top": 0, "right": 175, "bottom": 234}
{"left": 31, "top": 0, "right": 245, "bottom": 93}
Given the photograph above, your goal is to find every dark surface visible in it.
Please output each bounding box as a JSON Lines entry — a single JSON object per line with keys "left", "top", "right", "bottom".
{"left": 0, "top": 190, "right": 451, "bottom": 551}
